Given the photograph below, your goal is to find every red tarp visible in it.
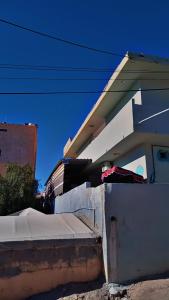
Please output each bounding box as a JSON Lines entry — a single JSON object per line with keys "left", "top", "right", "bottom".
{"left": 101, "top": 166, "right": 144, "bottom": 183}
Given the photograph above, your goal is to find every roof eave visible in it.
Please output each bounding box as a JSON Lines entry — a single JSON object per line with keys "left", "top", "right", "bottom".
{"left": 64, "top": 53, "right": 131, "bottom": 157}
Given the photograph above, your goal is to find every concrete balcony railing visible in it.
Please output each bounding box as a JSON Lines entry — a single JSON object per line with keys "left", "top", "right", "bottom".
{"left": 78, "top": 99, "right": 134, "bottom": 162}
{"left": 133, "top": 103, "right": 169, "bottom": 135}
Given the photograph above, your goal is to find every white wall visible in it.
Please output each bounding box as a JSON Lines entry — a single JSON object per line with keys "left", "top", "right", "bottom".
{"left": 55, "top": 183, "right": 104, "bottom": 235}
{"left": 114, "top": 146, "right": 147, "bottom": 178}
{"left": 104, "top": 183, "right": 169, "bottom": 283}
{"left": 77, "top": 79, "right": 169, "bottom": 181}
{"left": 134, "top": 79, "right": 169, "bottom": 135}
{"left": 105, "top": 85, "right": 141, "bottom": 124}
{"left": 55, "top": 182, "right": 169, "bottom": 284}
{"left": 78, "top": 99, "right": 134, "bottom": 162}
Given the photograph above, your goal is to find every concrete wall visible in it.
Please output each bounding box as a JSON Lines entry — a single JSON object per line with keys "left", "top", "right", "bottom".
{"left": 78, "top": 99, "right": 134, "bottom": 162}
{"left": 114, "top": 145, "right": 147, "bottom": 178}
{"left": 104, "top": 183, "right": 169, "bottom": 283}
{"left": 134, "top": 80, "right": 169, "bottom": 135}
{"left": 55, "top": 183, "right": 105, "bottom": 235}
{"left": 73, "top": 79, "right": 169, "bottom": 185}
{"left": 0, "top": 123, "right": 37, "bottom": 175}
{"left": 105, "top": 86, "right": 141, "bottom": 124}
{"left": 76, "top": 79, "right": 169, "bottom": 165}
{"left": 0, "top": 238, "right": 102, "bottom": 300}
{"left": 54, "top": 182, "right": 169, "bottom": 284}
{"left": 123, "top": 143, "right": 169, "bottom": 183}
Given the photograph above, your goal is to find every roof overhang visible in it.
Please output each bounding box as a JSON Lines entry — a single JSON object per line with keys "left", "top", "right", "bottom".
{"left": 64, "top": 51, "right": 169, "bottom": 158}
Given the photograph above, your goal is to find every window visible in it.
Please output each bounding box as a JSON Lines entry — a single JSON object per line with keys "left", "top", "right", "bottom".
{"left": 157, "top": 149, "right": 169, "bottom": 161}
{"left": 0, "top": 129, "right": 7, "bottom": 132}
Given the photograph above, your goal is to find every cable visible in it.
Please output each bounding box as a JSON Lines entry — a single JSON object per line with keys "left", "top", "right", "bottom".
{"left": 0, "top": 63, "right": 114, "bottom": 71}
{"left": 1, "top": 77, "right": 169, "bottom": 81}
{"left": 0, "top": 87, "right": 169, "bottom": 95}
{"left": 0, "top": 64, "right": 169, "bottom": 74}
{"left": 0, "top": 17, "right": 124, "bottom": 57}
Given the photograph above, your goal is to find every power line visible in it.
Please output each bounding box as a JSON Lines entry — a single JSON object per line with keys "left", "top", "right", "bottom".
{"left": 0, "top": 67, "right": 114, "bottom": 72}
{"left": 0, "top": 63, "right": 169, "bottom": 74}
{"left": 0, "top": 63, "right": 114, "bottom": 71}
{"left": 0, "top": 87, "right": 169, "bottom": 95}
{"left": 1, "top": 77, "right": 169, "bottom": 81}
{"left": 0, "top": 17, "right": 124, "bottom": 57}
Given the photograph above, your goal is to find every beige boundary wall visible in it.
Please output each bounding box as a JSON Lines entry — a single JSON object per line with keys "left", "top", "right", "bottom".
{"left": 0, "top": 239, "right": 102, "bottom": 300}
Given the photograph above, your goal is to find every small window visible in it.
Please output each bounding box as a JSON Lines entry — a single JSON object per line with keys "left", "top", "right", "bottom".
{"left": 157, "top": 150, "right": 169, "bottom": 161}
{"left": 0, "top": 129, "right": 7, "bottom": 132}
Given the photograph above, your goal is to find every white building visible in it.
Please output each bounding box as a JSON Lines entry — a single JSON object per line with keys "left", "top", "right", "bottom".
{"left": 64, "top": 52, "right": 169, "bottom": 183}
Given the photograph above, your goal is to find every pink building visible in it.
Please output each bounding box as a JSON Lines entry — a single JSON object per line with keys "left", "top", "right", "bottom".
{"left": 0, "top": 122, "right": 37, "bottom": 176}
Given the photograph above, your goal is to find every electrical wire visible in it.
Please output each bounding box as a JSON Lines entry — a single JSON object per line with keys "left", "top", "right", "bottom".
{"left": 0, "top": 64, "right": 169, "bottom": 74}
{"left": 0, "top": 87, "right": 168, "bottom": 95}
{"left": 0, "top": 77, "right": 169, "bottom": 81}
{"left": 0, "top": 63, "right": 114, "bottom": 71}
{"left": 0, "top": 17, "right": 124, "bottom": 57}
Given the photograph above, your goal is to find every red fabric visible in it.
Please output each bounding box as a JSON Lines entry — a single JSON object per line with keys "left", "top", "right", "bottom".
{"left": 101, "top": 166, "right": 144, "bottom": 183}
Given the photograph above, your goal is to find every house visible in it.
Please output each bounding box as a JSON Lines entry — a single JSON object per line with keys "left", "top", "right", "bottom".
{"left": 54, "top": 52, "right": 169, "bottom": 284}
{"left": 64, "top": 52, "right": 169, "bottom": 183}
{"left": 0, "top": 122, "right": 37, "bottom": 176}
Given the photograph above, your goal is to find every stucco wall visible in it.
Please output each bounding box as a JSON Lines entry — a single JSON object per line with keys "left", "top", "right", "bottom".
{"left": 0, "top": 238, "right": 102, "bottom": 300}
{"left": 105, "top": 86, "right": 141, "bottom": 124}
{"left": 114, "top": 145, "right": 147, "bottom": 178}
{"left": 54, "top": 182, "right": 169, "bottom": 285}
{"left": 76, "top": 79, "right": 169, "bottom": 167}
{"left": 134, "top": 80, "right": 169, "bottom": 135}
{"left": 78, "top": 99, "right": 134, "bottom": 162}
{"left": 104, "top": 183, "right": 169, "bottom": 283}
{"left": 55, "top": 183, "right": 105, "bottom": 235}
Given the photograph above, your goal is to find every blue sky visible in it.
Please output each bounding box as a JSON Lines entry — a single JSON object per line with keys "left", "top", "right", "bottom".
{"left": 0, "top": 0, "right": 169, "bottom": 189}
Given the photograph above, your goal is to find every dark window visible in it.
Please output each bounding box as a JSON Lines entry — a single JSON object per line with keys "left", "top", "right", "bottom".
{"left": 0, "top": 129, "right": 7, "bottom": 132}
{"left": 157, "top": 150, "right": 169, "bottom": 161}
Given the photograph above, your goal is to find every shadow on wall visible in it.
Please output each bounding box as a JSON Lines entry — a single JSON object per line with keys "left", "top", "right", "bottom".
{"left": 28, "top": 275, "right": 105, "bottom": 300}
{"left": 0, "top": 239, "right": 103, "bottom": 300}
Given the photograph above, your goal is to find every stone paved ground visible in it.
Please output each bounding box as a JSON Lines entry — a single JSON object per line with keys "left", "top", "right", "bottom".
{"left": 29, "top": 277, "right": 169, "bottom": 300}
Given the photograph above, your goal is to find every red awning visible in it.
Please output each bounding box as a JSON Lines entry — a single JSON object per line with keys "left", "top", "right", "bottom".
{"left": 101, "top": 166, "right": 144, "bottom": 183}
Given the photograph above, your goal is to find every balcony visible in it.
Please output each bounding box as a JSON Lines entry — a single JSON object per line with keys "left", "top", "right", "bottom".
{"left": 78, "top": 99, "right": 134, "bottom": 163}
